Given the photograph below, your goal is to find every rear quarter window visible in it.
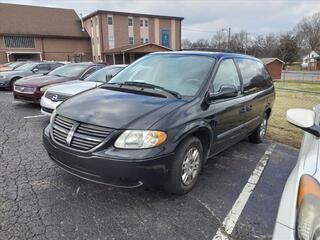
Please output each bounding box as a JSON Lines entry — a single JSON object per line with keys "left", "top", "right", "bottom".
{"left": 235, "top": 58, "right": 272, "bottom": 93}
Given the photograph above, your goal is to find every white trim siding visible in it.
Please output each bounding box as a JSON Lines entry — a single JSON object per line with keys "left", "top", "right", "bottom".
{"left": 107, "top": 14, "right": 114, "bottom": 49}
{"left": 171, "top": 19, "right": 176, "bottom": 50}
{"left": 154, "top": 18, "right": 160, "bottom": 45}
{"left": 140, "top": 17, "right": 149, "bottom": 43}
{"left": 128, "top": 16, "right": 134, "bottom": 40}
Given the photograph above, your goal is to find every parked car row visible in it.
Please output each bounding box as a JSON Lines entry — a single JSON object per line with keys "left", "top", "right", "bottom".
{"left": 3, "top": 51, "right": 319, "bottom": 239}
{"left": 0, "top": 61, "right": 64, "bottom": 90}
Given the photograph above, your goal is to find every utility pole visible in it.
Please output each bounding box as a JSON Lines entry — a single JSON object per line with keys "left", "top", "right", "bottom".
{"left": 245, "top": 32, "right": 248, "bottom": 54}
{"left": 227, "top": 27, "right": 231, "bottom": 49}
{"left": 222, "top": 27, "right": 231, "bottom": 49}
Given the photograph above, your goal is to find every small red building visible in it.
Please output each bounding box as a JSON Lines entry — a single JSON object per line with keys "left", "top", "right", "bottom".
{"left": 261, "top": 58, "right": 284, "bottom": 80}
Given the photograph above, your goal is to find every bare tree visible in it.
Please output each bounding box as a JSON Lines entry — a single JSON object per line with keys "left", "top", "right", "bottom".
{"left": 295, "top": 12, "right": 320, "bottom": 52}
{"left": 276, "top": 33, "right": 299, "bottom": 63}
{"left": 181, "top": 39, "right": 193, "bottom": 49}
{"left": 211, "top": 30, "right": 227, "bottom": 49}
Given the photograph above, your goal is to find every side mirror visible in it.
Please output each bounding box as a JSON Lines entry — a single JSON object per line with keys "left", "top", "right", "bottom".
{"left": 287, "top": 108, "right": 320, "bottom": 137}
{"left": 32, "top": 68, "right": 39, "bottom": 73}
{"left": 207, "top": 85, "right": 238, "bottom": 101}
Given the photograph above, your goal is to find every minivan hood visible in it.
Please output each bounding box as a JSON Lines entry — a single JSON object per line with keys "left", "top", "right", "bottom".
{"left": 16, "top": 75, "right": 72, "bottom": 87}
{"left": 57, "top": 87, "right": 186, "bottom": 129}
{"left": 47, "top": 80, "right": 100, "bottom": 96}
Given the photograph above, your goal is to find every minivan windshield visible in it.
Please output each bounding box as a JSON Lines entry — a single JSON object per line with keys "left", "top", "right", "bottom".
{"left": 109, "top": 54, "right": 215, "bottom": 96}
{"left": 48, "top": 64, "right": 89, "bottom": 78}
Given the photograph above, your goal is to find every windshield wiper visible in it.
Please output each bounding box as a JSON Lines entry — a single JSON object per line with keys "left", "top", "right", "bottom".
{"left": 122, "top": 81, "right": 182, "bottom": 99}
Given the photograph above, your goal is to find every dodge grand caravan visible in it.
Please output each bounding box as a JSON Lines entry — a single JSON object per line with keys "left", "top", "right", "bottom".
{"left": 43, "top": 51, "right": 275, "bottom": 195}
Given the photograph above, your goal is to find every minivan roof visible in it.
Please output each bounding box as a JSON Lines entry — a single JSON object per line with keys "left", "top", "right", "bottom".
{"left": 150, "top": 51, "right": 261, "bottom": 62}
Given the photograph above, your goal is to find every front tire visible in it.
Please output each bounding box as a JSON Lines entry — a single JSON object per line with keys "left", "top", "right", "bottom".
{"left": 164, "top": 136, "right": 203, "bottom": 195}
{"left": 248, "top": 113, "right": 268, "bottom": 144}
{"left": 9, "top": 77, "right": 21, "bottom": 90}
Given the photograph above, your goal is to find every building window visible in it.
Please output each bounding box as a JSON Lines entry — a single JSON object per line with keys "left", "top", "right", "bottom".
{"left": 145, "top": 38, "right": 149, "bottom": 43}
{"left": 140, "top": 19, "right": 143, "bottom": 27}
{"left": 128, "top": 17, "right": 133, "bottom": 26}
{"left": 145, "top": 19, "right": 148, "bottom": 27}
{"left": 4, "top": 36, "right": 35, "bottom": 48}
{"left": 129, "top": 37, "right": 134, "bottom": 45}
{"left": 98, "top": 55, "right": 101, "bottom": 61}
{"left": 107, "top": 16, "right": 113, "bottom": 25}
{"left": 140, "top": 38, "right": 144, "bottom": 44}
{"left": 90, "top": 19, "right": 93, "bottom": 27}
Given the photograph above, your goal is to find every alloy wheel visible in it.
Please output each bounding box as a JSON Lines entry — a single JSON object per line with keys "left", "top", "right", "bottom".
{"left": 181, "top": 147, "right": 200, "bottom": 186}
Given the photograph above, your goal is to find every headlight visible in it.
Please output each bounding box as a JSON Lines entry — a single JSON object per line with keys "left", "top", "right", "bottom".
{"left": 297, "top": 175, "right": 320, "bottom": 240}
{"left": 0, "top": 75, "right": 5, "bottom": 79}
{"left": 40, "top": 86, "right": 50, "bottom": 92}
{"left": 114, "top": 130, "right": 167, "bottom": 149}
{"left": 50, "top": 109, "right": 56, "bottom": 125}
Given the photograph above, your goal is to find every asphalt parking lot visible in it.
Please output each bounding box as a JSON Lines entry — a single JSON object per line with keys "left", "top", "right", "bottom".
{"left": 0, "top": 90, "right": 298, "bottom": 240}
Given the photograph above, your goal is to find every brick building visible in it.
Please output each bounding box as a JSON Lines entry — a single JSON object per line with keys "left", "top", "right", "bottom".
{"left": 82, "top": 10, "right": 183, "bottom": 64}
{"left": 0, "top": 3, "right": 92, "bottom": 63}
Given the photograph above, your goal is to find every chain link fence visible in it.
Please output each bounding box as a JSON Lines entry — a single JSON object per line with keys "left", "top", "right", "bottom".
{"left": 267, "top": 81, "right": 320, "bottom": 148}
{"left": 282, "top": 70, "right": 320, "bottom": 82}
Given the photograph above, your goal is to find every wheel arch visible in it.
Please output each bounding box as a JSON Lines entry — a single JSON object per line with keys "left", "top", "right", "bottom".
{"left": 173, "top": 121, "right": 213, "bottom": 164}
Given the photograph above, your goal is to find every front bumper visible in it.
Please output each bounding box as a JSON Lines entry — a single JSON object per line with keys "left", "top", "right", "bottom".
{"left": 43, "top": 126, "right": 174, "bottom": 188}
{"left": 40, "top": 97, "right": 62, "bottom": 116}
{"left": 13, "top": 90, "right": 43, "bottom": 103}
{"left": 0, "top": 80, "right": 9, "bottom": 88}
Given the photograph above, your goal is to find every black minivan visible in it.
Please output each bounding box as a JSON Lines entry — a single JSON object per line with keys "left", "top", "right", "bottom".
{"left": 43, "top": 51, "right": 275, "bottom": 195}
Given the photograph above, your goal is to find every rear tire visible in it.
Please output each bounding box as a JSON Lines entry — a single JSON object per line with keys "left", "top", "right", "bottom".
{"left": 248, "top": 113, "right": 268, "bottom": 144}
{"left": 164, "top": 136, "right": 203, "bottom": 195}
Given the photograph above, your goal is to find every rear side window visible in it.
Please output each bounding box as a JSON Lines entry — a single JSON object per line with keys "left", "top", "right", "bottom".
{"left": 50, "top": 63, "right": 63, "bottom": 70}
{"left": 37, "top": 64, "right": 50, "bottom": 71}
{"left": 213, "top": 59, "right": 241, "bottom": 92}
{"left": 235, "top": 58, "right": 272, "bottom": 93}
{"left": 81, "top": 66, "right": 100, "bottom": 79}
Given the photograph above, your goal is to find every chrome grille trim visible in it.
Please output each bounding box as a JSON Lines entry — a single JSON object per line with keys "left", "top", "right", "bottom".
{"left": 52, "top": 115, "right": 114, "bottom": 151}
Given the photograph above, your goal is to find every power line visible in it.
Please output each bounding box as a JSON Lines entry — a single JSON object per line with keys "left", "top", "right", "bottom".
{"left": 182, "top": 27, "right": 217, "bottom": 33}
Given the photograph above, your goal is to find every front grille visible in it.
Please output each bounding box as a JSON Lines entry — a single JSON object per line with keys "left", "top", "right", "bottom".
{"left": 14, "top": 85, "right": 35, "bottom": 93}
{"left": 45, "top": 91, "right": 70, "bottom": 102}
{"left": 52, "top": 115, "right": 114, "bottom": 151}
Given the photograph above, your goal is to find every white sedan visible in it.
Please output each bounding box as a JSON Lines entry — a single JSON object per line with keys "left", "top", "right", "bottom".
{"left": 40, "top": 65, "right": 126, "bottom": 115}
{"left": 273, "top": 105, "right": 320, "bottom": 240}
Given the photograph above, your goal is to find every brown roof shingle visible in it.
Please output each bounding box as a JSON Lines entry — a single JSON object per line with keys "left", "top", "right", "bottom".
{"left": 0, "top": 3, "right": 89, "bottom": 38}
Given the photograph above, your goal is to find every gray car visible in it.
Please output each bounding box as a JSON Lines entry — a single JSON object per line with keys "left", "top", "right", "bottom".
{"left": 0, "top": 62, "right": 63, "bottom": 90}
{"left": 273, "top": 105, "right": 320, "bottom": 240}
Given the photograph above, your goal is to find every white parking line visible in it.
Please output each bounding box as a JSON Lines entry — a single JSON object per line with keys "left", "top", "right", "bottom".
{"left": 212, "top": 143, "right": 277, "bottom": 240}
{"left": 24, "top": 114, "right": 47, "bottom": 119}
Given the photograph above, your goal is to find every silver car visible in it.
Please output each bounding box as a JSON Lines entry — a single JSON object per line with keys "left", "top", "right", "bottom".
{"left": 273, "top": 105, "right": 320, "bottom": 240}
{"left": 40, "top": 65, "right": 126, "bottom": 115}
{"left": 0, "top": 62, "right": 63, "bottom": 90}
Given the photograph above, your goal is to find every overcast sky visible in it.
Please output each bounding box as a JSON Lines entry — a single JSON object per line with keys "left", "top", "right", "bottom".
{"left": 1, "top": 0, "right": 320, "bottom": 40}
